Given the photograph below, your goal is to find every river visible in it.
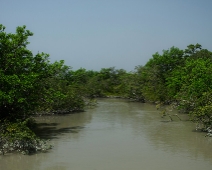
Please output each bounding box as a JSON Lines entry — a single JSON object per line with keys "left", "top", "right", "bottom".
{"left": 0, "top": 98, "right": 212, "bottom": 170}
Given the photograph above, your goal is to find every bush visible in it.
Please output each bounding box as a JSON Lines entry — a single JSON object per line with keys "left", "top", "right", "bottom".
{"left": 0, "top": 118, "right": 52, "bottom": 155}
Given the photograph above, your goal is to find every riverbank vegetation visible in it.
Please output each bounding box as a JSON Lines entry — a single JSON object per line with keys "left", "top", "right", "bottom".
{"left": 1, "top": 25, "right": 212, "bottom": 154}
{"left": 0, "top": 24, "right": 85, "bottom": 154}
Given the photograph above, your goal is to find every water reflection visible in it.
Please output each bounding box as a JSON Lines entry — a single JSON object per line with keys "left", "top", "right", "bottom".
{"left": 34, "top": 112, "right": 92, "bottom": 139}
{"left": 35, "top": 123, "right": 84, "bottom": 139}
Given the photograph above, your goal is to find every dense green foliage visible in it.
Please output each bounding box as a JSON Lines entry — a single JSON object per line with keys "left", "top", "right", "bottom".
{"left": 130, "top": 44, "right": 212, "bottom": 133}
{"left": 0, "top": 25, "right": 85, "bottom": 154}
{"left": 1, "top": 24, "right": 212, "bottom": 154}
{"left": 0, "top": 24, "right": 85, "bottom": 121}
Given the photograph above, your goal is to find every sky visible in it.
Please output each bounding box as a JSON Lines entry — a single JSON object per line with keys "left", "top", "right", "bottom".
{"left": 1, "top": 0, "right": 212, "bottom": 71}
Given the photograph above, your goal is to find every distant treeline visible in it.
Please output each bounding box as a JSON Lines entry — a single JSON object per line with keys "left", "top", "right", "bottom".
{"left": 1, "top": 25, "right": 212, "bottom": 154}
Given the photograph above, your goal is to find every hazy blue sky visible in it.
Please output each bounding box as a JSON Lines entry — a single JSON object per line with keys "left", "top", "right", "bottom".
{"left": 1, "top": 0, "right": 212, "bottom": 71}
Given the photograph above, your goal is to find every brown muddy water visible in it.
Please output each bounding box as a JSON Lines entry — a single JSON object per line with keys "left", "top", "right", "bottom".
{"left": 1, "top": 98, "right": 212, "bottom": 170}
